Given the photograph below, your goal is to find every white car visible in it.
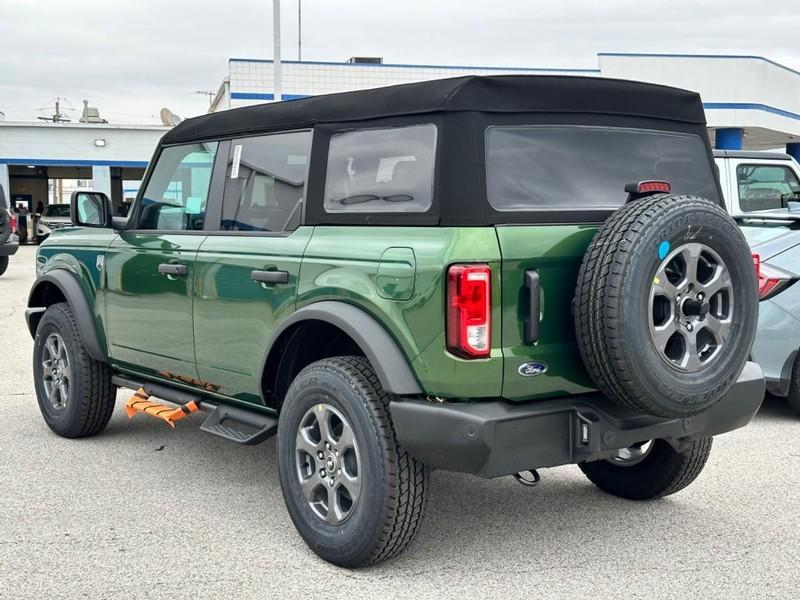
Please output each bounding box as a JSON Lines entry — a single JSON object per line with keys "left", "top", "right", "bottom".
{"left": 36, "top": 204, "right": 72, "bottom": 243}
{"left": 714, "top": 149, "right": 800, "bottom": 215}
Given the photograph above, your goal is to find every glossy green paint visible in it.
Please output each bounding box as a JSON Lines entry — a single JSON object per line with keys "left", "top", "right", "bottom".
{"left": 34, "top": 221, "right": 601, "bottom": 407}
{"left": 496, "top": 225, "right": 598, "bottom": 400}
{"left": 104, "top": 232, "right": 205, "bottom": 381}
{"left": 376, "top": 247, "right": 416, "bottom": 301}
{"left": 36, "top": 227, "right": 115, "bottom": 354}
{"left": 299, "top": 226, "right": 504, "bottom": 398}
{"left": 193, "top": 228, "right": 314, "bottom": 403}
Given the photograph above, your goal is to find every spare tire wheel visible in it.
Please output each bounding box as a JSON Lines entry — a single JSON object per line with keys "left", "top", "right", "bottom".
{"left": 574, "top": 194, "right": 758, "bottom": 418}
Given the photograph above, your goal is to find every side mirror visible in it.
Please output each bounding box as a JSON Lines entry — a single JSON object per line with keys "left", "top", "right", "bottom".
{"left": 70, "top": 191, "right": 112, "bottom": 227}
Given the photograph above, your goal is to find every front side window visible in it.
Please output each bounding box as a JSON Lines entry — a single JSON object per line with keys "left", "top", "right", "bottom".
{"left": 486, "top": 125, "right": 720, "bottom": 211}
{"left": 736, "top": 164, "right": 800, "bottom": 212}
{"left": 137, "top": 141, "right": 218, "bottom": 230}
{"left": 324, "top": 124, "right": 437, "bottom": 213}
{"left": 221, "top": 131, "right": 311, "bottom": 232}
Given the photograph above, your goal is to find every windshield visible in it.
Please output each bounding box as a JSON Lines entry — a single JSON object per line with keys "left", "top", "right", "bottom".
{"left": 486, "top": 125, "right": 720, "bottom": 211}
{"left": 42, "top": 204, "right": 71, "bottom": 218}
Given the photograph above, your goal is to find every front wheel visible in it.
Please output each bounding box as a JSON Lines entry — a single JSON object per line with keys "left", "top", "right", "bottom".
{"left": 579, "top": 438, "right": 712, "bottom": 500}
{"left": 32, "top": 302, "right": 116, "bottom": 438}
{"left": 277, "top": 356, "right": 428, "bottom": 568}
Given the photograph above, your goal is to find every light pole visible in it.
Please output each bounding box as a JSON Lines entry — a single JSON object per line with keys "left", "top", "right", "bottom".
{"left": 273, "top": 0, "right": 282, "bottom": 102}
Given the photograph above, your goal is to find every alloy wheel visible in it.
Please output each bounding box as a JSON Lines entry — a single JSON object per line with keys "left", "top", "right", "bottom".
{"left": 294, "top": 403, "right": 361, "bottom": 525}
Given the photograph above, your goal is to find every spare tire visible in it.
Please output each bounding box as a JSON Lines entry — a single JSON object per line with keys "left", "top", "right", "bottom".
{"left": 0, "top": 209, "right": 10, "bottom": 245}
{"left": 574, "top": 194, "right": 757, "bottom": 418}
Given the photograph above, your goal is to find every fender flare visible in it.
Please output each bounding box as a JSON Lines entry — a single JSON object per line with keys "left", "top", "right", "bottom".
{"left": 27, "top": 270, "right": 107, "bottom": 362}
{"left": 266, "top": 301, "right": 423, "bottom": 395}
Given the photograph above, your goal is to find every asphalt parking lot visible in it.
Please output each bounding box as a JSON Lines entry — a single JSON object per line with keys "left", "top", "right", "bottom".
{"left": 1, "top": 244, "right": 799, "bottom": 599}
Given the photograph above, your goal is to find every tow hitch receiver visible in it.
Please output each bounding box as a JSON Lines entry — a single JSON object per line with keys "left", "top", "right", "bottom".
{"left": 124, "top": 387, "right": 199, "bottom": 428}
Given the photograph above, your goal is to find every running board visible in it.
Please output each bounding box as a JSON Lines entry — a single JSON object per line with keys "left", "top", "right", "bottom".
{"left": 112, "top": 375, "right": 278, "bottom": 445}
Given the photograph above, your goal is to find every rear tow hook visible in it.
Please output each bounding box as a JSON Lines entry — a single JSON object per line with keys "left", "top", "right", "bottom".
{"left": 512, "top": 469, "right": 541, "bottom": 488}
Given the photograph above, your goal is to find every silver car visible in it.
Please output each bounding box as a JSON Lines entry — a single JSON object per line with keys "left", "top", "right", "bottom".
{"left": 737, "top": 209, "right": 800, "bottom": 413}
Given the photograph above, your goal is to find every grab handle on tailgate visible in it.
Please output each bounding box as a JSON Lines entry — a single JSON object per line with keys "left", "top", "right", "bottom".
{"left": 524, "top": 270, "right": 540, "bottom": 345}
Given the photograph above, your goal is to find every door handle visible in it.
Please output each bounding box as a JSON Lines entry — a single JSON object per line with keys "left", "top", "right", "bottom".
{"left": 158, "top": 263, "right": 187, "bottom": 277}
{"left": 524, "top": 270, "right": 540, "bottom": 344}
{"left": 251, "top": 269, "right": 289, "bottom": 285}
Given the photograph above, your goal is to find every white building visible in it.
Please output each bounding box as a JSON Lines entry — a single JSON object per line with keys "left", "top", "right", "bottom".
{"left": 211, "top": 52, "right": 800, "bottom": 159}
{"left": 3, "top": 51, "right": 799, "bottom": 215}
{"left": 0, "top": 121, "right": 168, "bottom": 213}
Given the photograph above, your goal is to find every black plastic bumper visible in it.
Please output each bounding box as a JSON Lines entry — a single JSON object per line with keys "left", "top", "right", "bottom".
{"left": 0, "top": 240, "right": 18, "bottom": 256}
{"left": 390, "top": 361, "right": 764, "bottom": 478}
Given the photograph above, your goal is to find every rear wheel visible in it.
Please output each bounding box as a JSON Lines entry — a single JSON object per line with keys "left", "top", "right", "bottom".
{"left": 0, "top": 256, "right": 8, "bottom": 277}
{"left": 277, "top": 356, "right": 428, "bottom": 568}
{"left": 579, "top": 438, "right": 712, "bottom": 500}
{"left": 32, "top": 302, "right": 116, "bottom": 438}
{"left": 787, "top": 353, "right": 800, "bottom": 415}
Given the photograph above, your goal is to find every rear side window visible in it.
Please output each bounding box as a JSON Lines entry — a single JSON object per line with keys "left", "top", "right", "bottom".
{"left": 324, "top": 124, "right": 437, "bottom": 213}
{"left": 221, "top": 131, "right": 312, "bottom": 232}
{"left": 486, "top": 126, "right": 719, "bottom": 211}
{"left": 736, "top": 164, "right": 800, "bottom": 212}
{"left": 138, "top": 142, "right": 218, "bottom": 230}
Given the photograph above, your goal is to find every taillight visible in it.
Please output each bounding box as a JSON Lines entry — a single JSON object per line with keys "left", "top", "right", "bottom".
{"left": 446, "top": 264, "right": 491, "bottom": 358}
{"left": 9, "top": 215, "right": 17, "bottom": 233}
{"left": 753, "top": 253, "right": 797, "bottom": 300}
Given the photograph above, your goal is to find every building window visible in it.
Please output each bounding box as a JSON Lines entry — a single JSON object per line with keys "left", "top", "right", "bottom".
{"left": 324, "top": 124, "right": 437, "bottom": 213}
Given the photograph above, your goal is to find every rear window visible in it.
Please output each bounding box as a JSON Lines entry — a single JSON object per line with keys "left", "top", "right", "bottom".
{"left": 324, "top": 124, "right": 437, "bottom": 213}
{"left": 486, "top": 125, "right": 719, "bottom": 211}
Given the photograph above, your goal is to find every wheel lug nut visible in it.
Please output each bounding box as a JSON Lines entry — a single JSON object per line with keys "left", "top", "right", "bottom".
{"left": 328, "top": 479, "right": 334, "bottom": 487}
{"left": 685, "top": 323, "right": 693, "bottom": 332}
{"left": 319, "top": 469, "right": 326, "bottom": 477}
{"left": 317, "top": 451, "right": 324, "bottom": 459}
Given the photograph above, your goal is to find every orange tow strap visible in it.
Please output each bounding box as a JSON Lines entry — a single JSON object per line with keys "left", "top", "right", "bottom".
{"left": 124, "top": 387, "right": 199, "bottom": 428}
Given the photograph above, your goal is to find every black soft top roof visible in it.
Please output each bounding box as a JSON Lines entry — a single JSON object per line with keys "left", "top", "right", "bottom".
{"left": 162, "top": 75, "right": 706, "bottom": 145}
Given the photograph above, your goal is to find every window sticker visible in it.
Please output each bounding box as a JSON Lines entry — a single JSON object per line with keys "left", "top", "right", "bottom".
{"left": 231, "top": 144, "right": 243, "bottom": 179}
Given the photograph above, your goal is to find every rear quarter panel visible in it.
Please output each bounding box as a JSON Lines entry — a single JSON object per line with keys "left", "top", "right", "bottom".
{"left": 298, "top": 226, "right": 504, "bottom": 398}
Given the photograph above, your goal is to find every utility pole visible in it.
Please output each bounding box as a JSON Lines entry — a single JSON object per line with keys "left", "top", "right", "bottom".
{"left": 298, "top": 0, "right": 302, "bottom": 61}
{"left": 273, "top": 0, "right": 282, "bottom": 102}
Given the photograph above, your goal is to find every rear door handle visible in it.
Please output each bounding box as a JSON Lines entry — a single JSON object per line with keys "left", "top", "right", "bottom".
{"left": 251, "top": 269, "right": 289, "bottom": 285}
{"left": 524, "top": 270, "right": 540, "bottom": 344}
{"left": 158, "top": 263, "right": 187, "bottom": 277}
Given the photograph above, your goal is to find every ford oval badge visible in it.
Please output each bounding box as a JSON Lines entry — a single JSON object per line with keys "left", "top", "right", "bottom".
{"left": 518, "top": 361, "right": 548, "bottom": 377}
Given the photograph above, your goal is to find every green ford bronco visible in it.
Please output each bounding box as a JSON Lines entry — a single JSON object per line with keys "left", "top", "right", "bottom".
{"left": 27, "top": 75, "right": 764, "bottom": 567}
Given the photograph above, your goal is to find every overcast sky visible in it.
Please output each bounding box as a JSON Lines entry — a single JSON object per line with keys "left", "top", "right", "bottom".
{"left": 1, "top": 0, "right": 799, "bottom": 125}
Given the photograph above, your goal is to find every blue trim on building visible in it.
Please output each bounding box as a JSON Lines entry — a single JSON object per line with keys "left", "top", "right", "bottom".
{"left": 598, "top": 52, "right": 800, "bottom": 78}
{"left": 703, "top": 102, "right": 800, "bottom": 121}
{"left": 0, "top": 158, "right": 149, "bottom": 168}
{"left": 230, "top": 92, "right": 309, "bottom": 101}
{"left": 786, "top": 143, "right": 800, "bottom": 162}
{"left": 714, "top": 128, "right": 744, "bottom": 150}
{"left": 228, "top": 57, "right": 600, "bottom": 73}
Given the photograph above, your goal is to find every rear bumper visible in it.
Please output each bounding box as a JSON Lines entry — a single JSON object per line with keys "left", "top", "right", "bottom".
{"left": 0, "top": 240, "right": 18, "bottom": 256}
{"left": 390, "top": 361, "right": 764, "bottom": 478}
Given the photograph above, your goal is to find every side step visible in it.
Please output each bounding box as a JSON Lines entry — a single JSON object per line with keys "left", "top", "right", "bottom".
{"left": 112, "top": 375, "right": 278, "bottom": 445}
